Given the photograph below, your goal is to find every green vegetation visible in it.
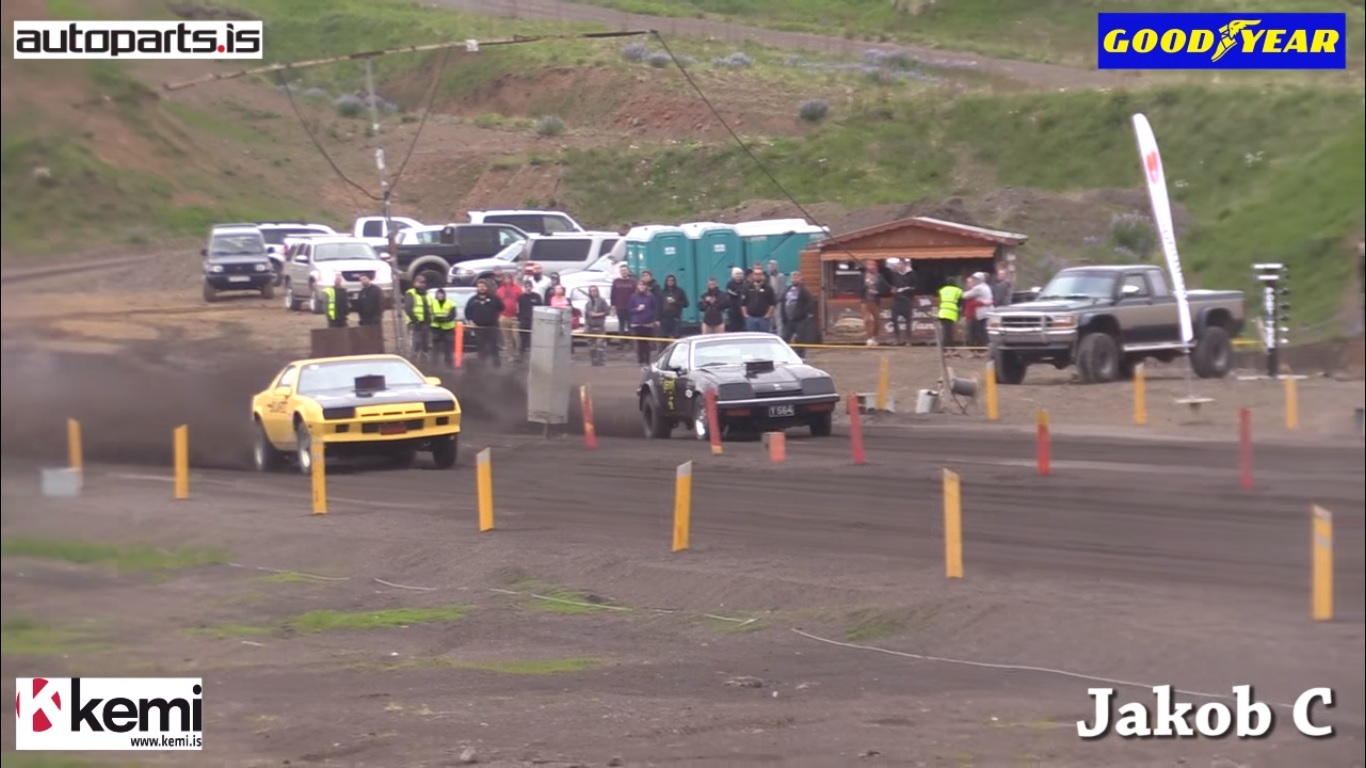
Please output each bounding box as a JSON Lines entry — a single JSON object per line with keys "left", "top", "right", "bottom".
{"left": 564, "top": 85, "right": 1365, "bottom": 330}
{"left": 575, "top": 0, "right": 1366, "bottom": 68}
{"left": 0, "top": 537, "right": 227, "bottom": 572}
{"left": 511, "top": 580, "right": 625, "bottom": 614}
{"left": 191, "top": 605, "right": 469, "bottom": 637}
{"left": 368, "top": 656, "right": 600, "bottom": 674}
{"left": 253, "top": 570, "right": 339, "bottom": 584}
{"left": 844, "top": 608, "right": 907, "bottom": 642}
{"left": 1, "top": 618, "right": 113, "bottom": 656}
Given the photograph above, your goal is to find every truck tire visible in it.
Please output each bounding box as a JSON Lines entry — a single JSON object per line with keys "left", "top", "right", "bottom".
{"left": 1076, "top": 332, "right": 1121, "bottom": 384}
{"left": 416, "top": 267, "right": 446, "bottom": 288}
{"left": 1191, "top": 325, "right": 1232, "bottom": 379}
{"left": 993, "top": 349, "right": 1028, "bottom": 385}
{"left": 260, "top": 281, "right": 275, "bottom": 300}
{"left": 203, "top": 283, "right": 218, "bottom": 303}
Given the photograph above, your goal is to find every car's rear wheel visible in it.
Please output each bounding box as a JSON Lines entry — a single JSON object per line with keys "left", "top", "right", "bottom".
{"left": 253, "top": 421, "right": 284, "bottom": 472}
{"left": 431, "top": 435, "right": 458, "bottom": 469}
{"left": 295, "top": 421, "right": 314, "bottom": 476}
{"left": 809, "top": 411, "right": 833, "bottom": 437}
{"left": 641, "top": 396, "right": 671, "bottom": 439}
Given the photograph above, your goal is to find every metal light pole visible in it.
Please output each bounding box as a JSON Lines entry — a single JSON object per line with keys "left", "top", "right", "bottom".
{"left": 1253, "top": 263, "right": 1289, "bottom": 379}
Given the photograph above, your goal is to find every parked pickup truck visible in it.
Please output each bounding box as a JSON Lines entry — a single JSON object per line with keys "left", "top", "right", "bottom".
{"left": 393, "top": 223, "right": 529, "bottom": 288}
{"left": 985, "top": 264, "right": 1245, "bottom": 385}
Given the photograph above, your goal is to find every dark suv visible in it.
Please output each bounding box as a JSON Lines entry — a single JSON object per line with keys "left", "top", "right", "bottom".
{"left": 203, "top": 225, "right": 275, "bottom": 302}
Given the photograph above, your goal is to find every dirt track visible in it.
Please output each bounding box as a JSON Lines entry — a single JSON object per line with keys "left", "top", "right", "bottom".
{"left": 2, "top": 253, "right": 1365, "bottom": 764}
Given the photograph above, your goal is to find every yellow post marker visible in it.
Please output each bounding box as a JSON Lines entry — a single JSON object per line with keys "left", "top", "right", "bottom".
{"left": 1312, "top": 505, "right": 1333, "bottom": 621}
{"left": 984, "top": 360, "right": 999, "bottom": 421}
{"left": 173, "top": 425, "right": 189, "bottom": 500}
{"left": 477, "top": 447, "right": 494, "bottom": 532}
{"left": 672, "top": 460, "right": 693, "bottom": 553}
{"left": 67, "top": 418, "right": 83, "bottom": 472}
{"left": 1284, "top": 377, "right": 1299, "bottom": 431}
{"left": 309, "top": 426, "right": 326, "bottom": 516}
{"left": 942, "top": 469, "right": 963, "bottom": 579}
{"left": 875, "top": 356, "right": 890, "bottom": 412}
{"left": 1133, "top": 362, "right": 1147, "bottom": 426}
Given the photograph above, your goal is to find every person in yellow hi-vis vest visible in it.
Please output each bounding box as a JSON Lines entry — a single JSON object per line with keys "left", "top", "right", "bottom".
{"left": 404, "top": 275, "right": 432, "bottom": 363}
{"left": 429, "top": 288, "right": 457, "bottom": 369}
{"left": 937, "top": 278, "right": 963, "bottom": 349}
{"left": 322, "top": 274, "right": 349, "bottom": 329}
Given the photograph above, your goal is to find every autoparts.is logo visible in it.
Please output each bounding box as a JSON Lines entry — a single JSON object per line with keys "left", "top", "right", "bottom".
{"left": 13, "top": 20, "right": 263, "bottom": 60}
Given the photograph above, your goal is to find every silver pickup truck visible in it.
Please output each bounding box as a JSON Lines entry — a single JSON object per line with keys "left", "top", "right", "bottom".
{"left": 985, "top": 265, "right": 1245, "bottom": 385}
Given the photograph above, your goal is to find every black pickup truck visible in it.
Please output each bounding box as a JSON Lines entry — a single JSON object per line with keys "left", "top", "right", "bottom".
{"left": 393, "top": 223, "right": 528, "bottom": 288}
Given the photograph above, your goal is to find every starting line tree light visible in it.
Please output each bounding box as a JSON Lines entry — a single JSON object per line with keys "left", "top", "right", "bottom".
{"left": 1253, "top": 263, "right": 1291, "bottom": 379}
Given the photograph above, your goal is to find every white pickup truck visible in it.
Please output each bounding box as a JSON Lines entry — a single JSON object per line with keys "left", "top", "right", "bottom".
{"left": 467, "top": 209, "right": 584, "bottom": 235}
{"left": 352, "top": 215, "right": 423, "bottom": 250}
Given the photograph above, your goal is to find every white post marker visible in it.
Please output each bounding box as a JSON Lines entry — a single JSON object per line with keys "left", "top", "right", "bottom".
{"left": 1076, "top": 685, "right": 1335, "bottom": 739}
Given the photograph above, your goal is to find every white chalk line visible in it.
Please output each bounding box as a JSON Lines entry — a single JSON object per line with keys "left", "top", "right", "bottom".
{"left": 220, "top": 561, "right": 756, "bottom": 624}
{"left": 226, "top": 562, "right": 351, "bottom": 582}
{"left": 791, "top": 629, "right": 1298, "bottom": 710}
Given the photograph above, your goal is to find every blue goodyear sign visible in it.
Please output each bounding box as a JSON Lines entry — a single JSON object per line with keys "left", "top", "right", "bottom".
{"left": 1097, "top": 13, "right": 1347, "bottom": 70}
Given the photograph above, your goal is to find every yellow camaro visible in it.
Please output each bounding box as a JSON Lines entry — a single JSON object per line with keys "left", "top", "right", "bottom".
{"left": 250, "top": 354, "right": 462, "bottom": 474}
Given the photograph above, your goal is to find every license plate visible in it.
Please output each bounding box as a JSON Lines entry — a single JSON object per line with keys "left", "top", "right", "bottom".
{"left": 228, "top": 276, "right": 250, "bottom": 283}
{"left": 379, "top": 424, "right": 407, "bottom": 435}
{"left": 767, "top": 404, "right": 795, "bottom": 418}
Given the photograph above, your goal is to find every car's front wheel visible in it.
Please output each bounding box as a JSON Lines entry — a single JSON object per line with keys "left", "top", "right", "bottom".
{"left": 809, "top": 411, "right": 833, "bottom": 437}
{"left": 431, "top": 435, "right": 458, "bottom": 469}
{"left": 641, "top": 395, "right": 671, "bottom": 439}
{"left": 252, "top": 421, "right": 284, "bottom": 472}
{"left": 689, "top": 395, "right": 710, "bottom": 440}
{"left": 294, "top": 421, "right": 315, "bottom": 476}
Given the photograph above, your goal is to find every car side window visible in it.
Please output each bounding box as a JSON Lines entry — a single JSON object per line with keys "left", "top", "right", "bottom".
{"left": 294, "top": 244, "right": 310, "bottom": 263}
{"left": 275, "top": 366, "right": 299, "bottom": 390}
{"left": 499, "top": 228, "right": 523, "bottom": 246}
{"left": 1122, "top": 273, "right": 1150, "bottom": 296}
{"left": 543, "top": 217, "right": 572, "bottom": 233}
{"left": 1147, "top": 271, "right": 1170, "bottom": 297}
{"left": 665, "top": 343, "right": 688, "bottom": 370}
{"left": 361, "top": 221, "right": 382, "bottom": 238}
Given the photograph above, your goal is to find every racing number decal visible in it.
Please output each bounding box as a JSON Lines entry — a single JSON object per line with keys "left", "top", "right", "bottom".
{"left": 662, "top": 378, "right": 675, "bottom": 411}
{"left": 266, "top": 400, "right": 289, "bottom": 415}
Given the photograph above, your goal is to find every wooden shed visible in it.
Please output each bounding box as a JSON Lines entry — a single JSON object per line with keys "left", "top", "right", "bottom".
{"left": 797, "top": 216, "right": 1028, "bottom": 344}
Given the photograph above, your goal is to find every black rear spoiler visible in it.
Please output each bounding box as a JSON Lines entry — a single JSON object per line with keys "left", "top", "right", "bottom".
{"left": 354, "top": 375, "right": 386, "bottom": 396}
{"left": 744, "top": 360, "right": 775, "bottom": 377}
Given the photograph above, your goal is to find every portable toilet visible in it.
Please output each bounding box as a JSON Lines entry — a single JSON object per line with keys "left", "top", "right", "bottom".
{"left": 680, "top": 221, "right": 744, "bottom": 324}
{"left": 735, "top": 218, "right": 830, "bottom": 276}
{"left": 624, "top": 224, "right": 691, "bottom": 298}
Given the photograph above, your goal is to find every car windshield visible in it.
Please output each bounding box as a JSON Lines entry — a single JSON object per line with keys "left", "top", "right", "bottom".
{"left": 297, "top": 359, "right": 426, "bottom": 394}
{"left": 1037, "top": 272, "right": 1116, "bottom": 300}
{"left": 209, "top": 235, "right": 265, "bottom": 257}
{"left": 314, "top": 242, "right": 379, "bottom": 262}
{"left": 692, "top": 337, "right": 802, "bottom": 368}
{"left": 491, "top": 242, "right": 524, "bottom": 262}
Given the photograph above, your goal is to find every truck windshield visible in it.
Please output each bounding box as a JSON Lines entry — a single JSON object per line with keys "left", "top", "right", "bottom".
{"left": 209, "top": 235, "right": 265, "bottom": 257}
{"left": 692, "top": 337, "right": 802, "bottom": 368}
{"left": 1038, "top": 272, "right": 1115, "bottom": 300}
{"left": 298, "top": 359, "right": 426, "bottom": 394}
{"left": 314, "top": 242, "right": 380, "bottom": 262}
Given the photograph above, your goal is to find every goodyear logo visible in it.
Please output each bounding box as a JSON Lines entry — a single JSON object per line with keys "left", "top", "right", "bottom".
{"left": 1097, "top": 13, "right": 1347, "bottom": 70}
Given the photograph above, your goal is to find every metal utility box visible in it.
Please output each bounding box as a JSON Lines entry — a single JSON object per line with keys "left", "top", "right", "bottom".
{"left": 736, "top": 218, "right": 828, "bottom": 276}
{"left": 681, "top": 221, "right": 743, "bottom": 324}
{"left": 527, "top": 305, "right": 574, "bottom": 427}
{"left": 310, "top": 325, "right": 384, "bottom": 357}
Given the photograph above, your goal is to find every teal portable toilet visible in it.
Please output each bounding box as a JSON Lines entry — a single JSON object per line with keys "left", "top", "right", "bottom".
{"left": 735, "top": 218, "right": 830, "bottom": 276}
{"left": 625, "top": 225, "right": 692, "bottom": 316}
{"left": 681, "top": 221, "right": 743, "bottom": 325}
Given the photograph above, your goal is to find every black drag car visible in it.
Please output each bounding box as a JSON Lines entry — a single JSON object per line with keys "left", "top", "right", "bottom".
{"left": 639, "top": 332, "right": 840, "bottom": 440}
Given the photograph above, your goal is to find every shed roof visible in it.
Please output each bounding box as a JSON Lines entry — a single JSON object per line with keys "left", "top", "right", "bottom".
{"left": 814, "top": 216, "right": 1028, "bottom": 250}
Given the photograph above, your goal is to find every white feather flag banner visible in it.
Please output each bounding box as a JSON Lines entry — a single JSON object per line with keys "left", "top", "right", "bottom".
{"left": 1131, "top": 113, "right": 1194, "bottom": 346}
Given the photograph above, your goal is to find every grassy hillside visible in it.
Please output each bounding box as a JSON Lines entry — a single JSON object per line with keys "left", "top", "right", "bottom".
{"left": 563, "top": 85, "right": 1365, "bottom": 330}
{"left": 576, "top": 0, "right": 1366, "bottom": 69}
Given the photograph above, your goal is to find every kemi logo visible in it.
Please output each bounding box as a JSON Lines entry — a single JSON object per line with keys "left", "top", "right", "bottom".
{"left": 15, "top": 677, "right": 203, "bottom": 751}
{"left": 1097, "top": 13, "right": 1347, "bottom": 70}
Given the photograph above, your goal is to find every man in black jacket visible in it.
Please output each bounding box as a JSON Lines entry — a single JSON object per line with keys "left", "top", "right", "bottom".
{"left": 889, "top": 259, "right": 918, "bottom": 346}
{"left": 355, "top": 274, "right": 384, "bottom": 326}
{"left": 780, "top": 271, "right": 817, "bottom": 358}
{"left": 741, "top": 267, "right": 777, "bottom": 333}
{"left": 724, "top": 267, "right": 747, "bottom": 332}
{"left": 516, "top": 278, "right": 544, "bottom": 361}
{"left": 698, "top": 276, "right": 728, "bottom": 334}
{"left": 463, "top": 279, "right": 505, "bottom": 368}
